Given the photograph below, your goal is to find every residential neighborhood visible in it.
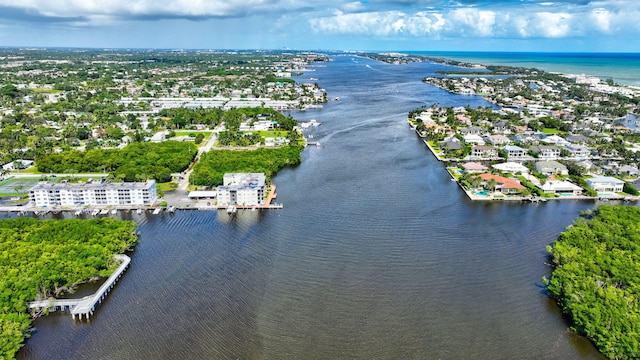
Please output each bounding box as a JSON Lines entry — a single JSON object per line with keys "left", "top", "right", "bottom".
{"left": 0, "top": 49, "right": 325, "bottom": 210}
{"left": 408, "top": 63, "right": 640, "bottom": 201}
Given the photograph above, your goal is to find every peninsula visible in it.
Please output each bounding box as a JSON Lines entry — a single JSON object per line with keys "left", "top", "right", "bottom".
{"left": 374, "top": 53, "right": 640, "bottom": 202}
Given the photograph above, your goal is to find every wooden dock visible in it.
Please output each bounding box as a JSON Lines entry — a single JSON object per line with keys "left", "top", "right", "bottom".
{"left": 28, "top": 254, "right": 131, "bottom": 320}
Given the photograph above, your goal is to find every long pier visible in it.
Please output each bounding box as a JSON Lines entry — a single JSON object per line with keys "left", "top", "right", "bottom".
{"left": 28, "top": 254, "right": 131, "bottom": 320}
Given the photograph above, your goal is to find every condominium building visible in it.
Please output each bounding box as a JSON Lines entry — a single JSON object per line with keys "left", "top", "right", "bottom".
{"left": 216, "top": 173, "right": 266, "bottom": 206}
{"left": 29, "top": 180, "right": 157, "bottom": 207}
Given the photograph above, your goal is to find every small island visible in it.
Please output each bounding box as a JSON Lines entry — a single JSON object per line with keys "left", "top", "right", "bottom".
{"left": 545, "top": 205, "right": 640, "bottom": 360}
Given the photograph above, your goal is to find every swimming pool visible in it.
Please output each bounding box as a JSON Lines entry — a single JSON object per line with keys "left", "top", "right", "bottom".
{"left": 475, "top": 190, "right": 489, "bottom": 197}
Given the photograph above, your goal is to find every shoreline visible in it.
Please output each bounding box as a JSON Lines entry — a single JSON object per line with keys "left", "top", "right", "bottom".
{"left": 408, "top": 119, "right": 639, "bottom": 204}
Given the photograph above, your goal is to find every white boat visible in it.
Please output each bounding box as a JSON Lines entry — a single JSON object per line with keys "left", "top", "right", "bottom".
{"left": 91, "top": 209, "right": 100, "bottom": 216}
{"left": 136, "top": 208, "right": 143, "bottom": 214}
{"left": 226, "top": 205, "right": 236, "bottom": 214}
{"left": 110, "top": 209, "right": 117, "bottom": 215}
{"left": 152, "top": 208, "right": 161, "bottom": 214}
{"left": 74, "top": 209, "right": 83, "bottom": 216}
{"left": 99, "top": 209, "right": 110, "bottom": 215}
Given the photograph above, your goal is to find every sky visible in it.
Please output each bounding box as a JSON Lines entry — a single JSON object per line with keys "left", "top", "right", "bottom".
{"left": 0, "top": 0, "right": 638, "bottom": 52}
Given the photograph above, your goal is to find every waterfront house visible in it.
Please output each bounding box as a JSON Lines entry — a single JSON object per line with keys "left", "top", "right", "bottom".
{"left": 530, "top": 145, "right": 561, "bottom": 159}
{"left": 425, "top": 123, "right": 452, "bottom": 135}
{"left": 540, "top": 180, "right": 583, "bottom": 196}
{"left": 503, "top": 145, "right": 527, "bottom": 159}
{"left": 440, "top": 137, "right": 463, "bottom": 151}
{"left": 585, "top": 176, "right": 625, "bottom": 193}
{"left": 470, "top": 145, "right": 498, "bottom": 159}
{"left": 535, "top": 160, "right": 568, "bottom": 176}
{"left": 479, "top": 174, "right": 526, "bottom": 194}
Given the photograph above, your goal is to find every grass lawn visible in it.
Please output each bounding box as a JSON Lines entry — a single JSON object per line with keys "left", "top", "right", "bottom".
{"left": 447, "top": 167, "right": 463, "bottom": 179}
{"left": 542, "top": 128, "right": 565, "bottom": 135}
{"left": 251, "top": 130, "right": 289, "bottom": 138}
{"left": 174, "top": 131, "right": 212, "bottom": 137}
{"left": 11, "top": 167, "right": 41, "bottom": 174}
{"left": 28, "top": 88, "right": 63, "bottom": 94}
{"left": 157, "top": 182, "right": 178, "bottom": 192}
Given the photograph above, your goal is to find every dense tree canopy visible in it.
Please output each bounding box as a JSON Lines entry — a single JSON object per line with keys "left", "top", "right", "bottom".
{"left": 36, "top": 141, "right": 197, "bottom": 182}
{"left": 546, "top": 205, "right": 640, "bottom": 360}
{"left": 190, "top": 146, "right": 301, "bottom": 186}
{"left": 157, "top": 107, "right": 297, "bottom": 131}
{"left": 0, "top": 217, "right": 138, "bottom": 359}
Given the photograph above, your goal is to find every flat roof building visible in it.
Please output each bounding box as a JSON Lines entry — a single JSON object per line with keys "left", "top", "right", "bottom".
{"left": 29, "top": 180, "right": 157, "bottom": 208}
{"left": 216, "top": 173, "right": 266, "bottom": 207}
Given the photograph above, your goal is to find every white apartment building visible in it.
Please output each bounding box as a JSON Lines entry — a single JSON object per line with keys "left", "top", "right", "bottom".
{"left": 29, "top": 180, "right": 157, "bottom": 207}
{"left": 216, "top": 173, "right": 266, "bottom": 206}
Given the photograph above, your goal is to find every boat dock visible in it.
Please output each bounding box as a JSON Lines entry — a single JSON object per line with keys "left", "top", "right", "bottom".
{"left": 27, "top": 254, "right": 131, "bottom": 320}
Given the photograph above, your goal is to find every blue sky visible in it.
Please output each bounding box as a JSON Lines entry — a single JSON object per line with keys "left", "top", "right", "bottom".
{"left": 0, "top": 0, "right": 638, "bottom": 52}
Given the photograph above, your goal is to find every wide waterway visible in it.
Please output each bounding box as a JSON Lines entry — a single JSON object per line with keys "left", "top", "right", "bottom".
{"left": 17, "top": 55, "right": 609, "bottom": 359}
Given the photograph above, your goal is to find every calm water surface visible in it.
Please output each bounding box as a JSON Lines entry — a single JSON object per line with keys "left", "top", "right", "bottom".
{"left": 18, "top": 56, "right": 608, "bottom": 359}
{"left": 411, "top": 51, "right": 640, "bottom": 87}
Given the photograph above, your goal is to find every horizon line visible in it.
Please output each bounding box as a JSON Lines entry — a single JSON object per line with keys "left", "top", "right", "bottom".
{"left": 0, "top": 46, "right": 639, "bottom": 55}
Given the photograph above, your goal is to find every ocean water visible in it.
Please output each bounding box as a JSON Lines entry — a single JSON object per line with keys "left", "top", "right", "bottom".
{"left": 409, "top": 51, "right": 640, "bottom": 87}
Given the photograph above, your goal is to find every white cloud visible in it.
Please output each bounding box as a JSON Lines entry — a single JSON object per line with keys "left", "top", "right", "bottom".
{"left": 531, "top": 12, "right": 573, "bottom": 38}
{"left": 0, "top": 0, "right": 303, "bottom": 21}
{"left": 310, "top": 10, "right": 452, "bottom": 36}
{"left": 341, "top": 1, "right": 366, "bottom": 13}
{"left": 310, "top": 1, "right": 640, "bottom": 40}
{"left": 590, "top": 8, "right": 611, "bottom": 33}
{"left": 449, "top": 8, "right": 496, "bottom": 37}
{"left": 2, "top": 0, "right": 640, "bottom": 43}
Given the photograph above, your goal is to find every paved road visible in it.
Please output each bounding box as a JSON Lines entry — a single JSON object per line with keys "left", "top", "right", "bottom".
{"left": 177, "top": 131, "right": 218, "bottom": 192}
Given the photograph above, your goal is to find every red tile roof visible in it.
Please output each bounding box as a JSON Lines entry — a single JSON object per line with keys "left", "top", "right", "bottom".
{"left": 479, "top": 173, "right": 526, "bottom": 190}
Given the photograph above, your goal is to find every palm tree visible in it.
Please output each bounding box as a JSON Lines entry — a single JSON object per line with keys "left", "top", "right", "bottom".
{"left": 487, "top": 178, "right": 498, "bottom": 192}
{"left": 469, "top": 175, "right": 482, "bottom": 189}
